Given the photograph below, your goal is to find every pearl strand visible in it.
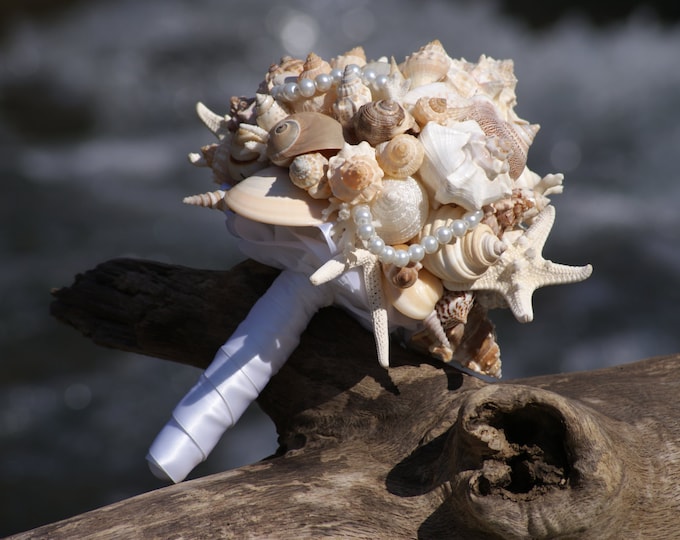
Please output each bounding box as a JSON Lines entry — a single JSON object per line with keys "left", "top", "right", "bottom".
{"left": 270, "top": 63, "right": 389, "bottom": 104}
{"left": 351, "top": 205, "right": 485, "bottom": 267}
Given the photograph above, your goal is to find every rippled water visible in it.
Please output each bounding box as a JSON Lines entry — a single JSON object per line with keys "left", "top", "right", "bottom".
{"left": 2, "top": 0, "right": 679, "bottom": 534}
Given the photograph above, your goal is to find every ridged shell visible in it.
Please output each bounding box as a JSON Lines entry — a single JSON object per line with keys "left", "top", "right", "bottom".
{"left": 225, "top": 166, "right": 326, "bottom": 226}
{"left": 401, "top": 40, "right": 452, "bottom": 89}
{"left": 289, "top": 152, "right": 331, "bottom": 199}
{"left": 332, "top": 65, "right": 372, "bottom": 128}
{"left": 266, "top": 112, "right": 345, "bottom": 166}
{"left": 353, "top": 99, "right": 415, "bottom": 146}
{"left": 183, "top": 190, "right": 227, "bottom": 211}
{"left": 371, "top": 57, "right": 411, "bottom": 102}
{"left": 255, "top": 93, "right": 289, "bottom": 131}
{"left": 411, "top": 96, "right": 449, "bottom": 128}
{"left": 375, "top": 134, "right": 424, "bottom": 179}
{"left": 371, "top": 177, "right": 429, "bottom": 245}
{"left": 450, "top": 303, "right": 501, "bottom": 378}
{"left": 418, "top": 121, "right": 513, "bottom": 210}
{"left": 435, "top": 290, "right": 474, "bottom": 328}
{"left": 330, "top": 46, "right": 367, "bottom": 70}
{"left": 382, "top": 267, "right": 443, "bottom": 320}
{"left": 327, "top": 142, "right": 383, "bottom": 204}
{"left": 420, "top": 206, "right": 506, "bottom": 285}
{"left": 293, "top": 53, "right": 334, "bottom": 114}
{"left": 265, "top": 56, "right": 305, "bottom": 91}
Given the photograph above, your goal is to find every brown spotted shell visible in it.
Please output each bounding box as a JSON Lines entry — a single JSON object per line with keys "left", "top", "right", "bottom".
{"left": 353, "top": 99, "right": 415, "bottom": 146}
{"left": 375, "top": 133, "right": 424, "bottom": 179}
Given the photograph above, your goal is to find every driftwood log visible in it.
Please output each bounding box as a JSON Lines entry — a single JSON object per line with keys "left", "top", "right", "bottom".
{"left": 15, "top": 258, "right": 680, "bottom": 538}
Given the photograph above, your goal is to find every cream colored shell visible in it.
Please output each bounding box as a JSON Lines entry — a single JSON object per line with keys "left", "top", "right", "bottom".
{"left": 327, "top": 142, "right": 383, "bottom": 204}
{"left": 375, "top": 134, "right": 424, "bottom": 179}
{"left": 371, "top": 177, "right": 429, "bottom": 245}
{"left": 382, "top": 267, "right": 443, "bottom": 320}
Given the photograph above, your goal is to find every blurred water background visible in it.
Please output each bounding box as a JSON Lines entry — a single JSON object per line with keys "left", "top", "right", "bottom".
{"left": 1, "top": 0, "right": 679, "bottom": 535}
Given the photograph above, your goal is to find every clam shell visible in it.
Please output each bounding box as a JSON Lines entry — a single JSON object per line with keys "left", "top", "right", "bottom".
{"left": 225, "top": 166, "right": 326, "bottom": 226}
{"left": 375, "top": 133, "right": 424, "bottom": 179}
{"left": 353, "top": 99, "right": 415, "bottom": 146}
{"left": 401, "top": 40, "right": 452, "bottom": 89}
{"left": 327, "top": 142, "right": 383, "bottom": 204}
{"left": 371, "top": 176, "right": 429, "bottom": 245}
{"left": 383, "top": 267, "right": 443, "bottom": 320}
{"left": 266, "top": 112, "right": 345, "bottom": 167}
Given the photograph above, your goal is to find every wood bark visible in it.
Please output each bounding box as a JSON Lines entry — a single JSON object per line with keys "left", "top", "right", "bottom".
{"left": 13, "top": 258, "right": 680, "bottom": 538}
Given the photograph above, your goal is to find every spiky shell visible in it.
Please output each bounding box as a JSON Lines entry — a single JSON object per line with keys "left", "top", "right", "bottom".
{"left": 401, "top": 40, "right": 451, "bottom": 89}
{"left": 375, "top": 134, "right": 424, "bottom": 179}
{"left": 332, "top": 65, "right": 372, "bottom": 128}
{"left": 353, "top": 99, "right": 416, "bottom": 147}
{"left": 266, "top": 112, "right": 345, "bottom": 167}
{"left": 382, "top": 267, "right": 443, "bottom": 320}
{"left": 225, "top": 166, "right": 326, "bottom": 226}
{"left": 327, "top": 142, "right": 383, "bottom": 204}
{"left": 371, "top": 177, "right": 429, "bottom": 245}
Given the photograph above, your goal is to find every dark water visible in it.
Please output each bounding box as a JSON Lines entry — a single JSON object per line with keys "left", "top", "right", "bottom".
{"left": 1, "top": 0, "right": 679, "bottom": 535}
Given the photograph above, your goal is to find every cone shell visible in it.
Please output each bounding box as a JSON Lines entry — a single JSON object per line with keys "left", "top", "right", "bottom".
{"left": 328, "top": 142, "right": 383, "bottom": 204}
{"left": 401, "top": 40, "right": 451, "bottom": 89}
{"left": 266, "top": 112, "right": 345, "bottom": 167}
{"left": 375, "top": 134, "right": 424, "bottom": 179}
{"left": 225, "top": 166, "right": 326, "bottom": 226}
{"left": 353, "top": 99, "right": 416, "bottom": 147}
{"left": 371, "top": 177, "right": 429, "bottom": 245}
{"left": 383, "top": 267, "right": 443, "bottom": 320}
{"left": 420, "top": 206, "right": 506, "bottom": 285}
{"left": 183, "top": 190, "right": 228, "bottom": 211}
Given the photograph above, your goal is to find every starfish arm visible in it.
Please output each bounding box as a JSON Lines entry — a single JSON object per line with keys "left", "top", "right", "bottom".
{"left": 310, "top": 254, "right": 350, "bottom": 285}
{"left": 524, "top": 204, "right": 556, "bottom": 249}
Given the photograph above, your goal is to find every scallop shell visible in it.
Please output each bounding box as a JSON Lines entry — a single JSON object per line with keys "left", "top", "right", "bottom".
{"left": 327, "top": 142, "right": 383, "bottom": 204}
{"left": 225, "top": 166, "right": 326, "bottom": 226}
{"left": 411, "top": 96, "right": 449, "bottom": 128}
{"left": 420, "top": 206, "right": 506, "bottom": 286}
{"left": 375, "top": 134, "right": 424, "bottom": 179}
{"left": 418, "top": 121, "right": 513, "bottom": 210}
{"left": 382, "top": 266, "right": 443, "bottom": 320}
{"left": 332, "top": 65, "right": 372, "bottom": 128}
{"left": 371, "top": 176, "right": 429, "bottom": 245}
{"left": 330, "top": 46, "right": 367, "bottom": 70}
{"left": 266, "top": 112, "right": 345, "bottom": 167}
{"left": 353, "top": 99, "right": 416, "bottom": 146}
{"left": 255, "top": 93, "right": 290, "bottom": 131}
{"left": 289, "top": 152, "right": 331, "bottom": 199}
{"left": 183, "top": 190, "right": 228, "bottom": 212}
{"left": 401, "top": 40, "right": 452, "bottom": 89}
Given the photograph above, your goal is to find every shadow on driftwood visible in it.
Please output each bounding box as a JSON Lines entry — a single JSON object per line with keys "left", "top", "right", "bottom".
{"left": 12, "top": 258, "right": 680, "bottom": 539}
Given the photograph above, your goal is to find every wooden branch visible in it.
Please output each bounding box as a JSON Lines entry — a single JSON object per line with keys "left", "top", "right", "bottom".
{"left": 17, "top": 258, "right": 680, "bottom": 539}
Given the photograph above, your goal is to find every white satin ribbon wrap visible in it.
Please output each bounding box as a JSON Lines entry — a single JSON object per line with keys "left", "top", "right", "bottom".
{"left": 148, "top": 213, "right": 403, "bottom": 483}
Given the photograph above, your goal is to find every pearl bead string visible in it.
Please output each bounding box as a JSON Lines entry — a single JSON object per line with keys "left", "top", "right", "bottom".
{"left": 270, "top": 63, "right": 389, "bottom": 104}
{"left": 350, "top": 205, "right": 485, "bottom": 267}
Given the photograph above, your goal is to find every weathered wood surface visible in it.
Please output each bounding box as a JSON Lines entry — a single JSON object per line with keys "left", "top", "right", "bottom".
{"left": 15, "top": 258, "right": 680, "bottom": 538}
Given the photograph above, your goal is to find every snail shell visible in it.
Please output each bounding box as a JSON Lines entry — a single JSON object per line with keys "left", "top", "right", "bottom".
{"left": 265, "top": 55, "right": 305, "bottom": 91}
{"left": 225, "top": 166, "right": 326, "bottom": 226}
{"left": 293, "top": 53, "right": 334, "bottom": 114}
{"left": 228, "top": 123, "right": 270, "bottom": 181}
{"left": 401, "top": 40, "right": 451, "bottom": 89}
{"left": 411, "top": 96, "right": 449, "bottom": 128}
{"left": 371, "top": 176, "right": 429, "bottom": 245}
{"left": 332, "top": 65, "right": 372, "bottom": 128}
{"left": 183, "top": 190, "right": 228, "bottom": 212}
{"left": 375, "top": 133, "right": 424, "bottom": 179}
{"left": 420, "top": 206, "right": 506, "bottom": 286}
{"left": 382, "top": 267, "right": 443, "bottom": 320}
{"left": 266, "top": 112, "right": 345, "bottom": 167}
{"left": 353, "top": 99, "right": 415, "bottom": 147}
{"left": 330, "top": 46, "right": 367, "bottom": 70}
{"left": 289, "top": 152, "right": 331, "bottom": 199}
{"left": 435, "top": 290, "right": 475, "bottom": 329}
{"left": 255, "top": 93, "right": 289, "bottom": 131}
{"left": 327, "top": 142, "right": 383, "bottom": 204}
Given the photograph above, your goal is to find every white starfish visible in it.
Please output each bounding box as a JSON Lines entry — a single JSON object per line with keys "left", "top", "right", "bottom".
{"left": 310, "top": 248, "right": 390, "bottom": 368}
{"left": 469, "top": 205, "right": 592, "bottom": 323}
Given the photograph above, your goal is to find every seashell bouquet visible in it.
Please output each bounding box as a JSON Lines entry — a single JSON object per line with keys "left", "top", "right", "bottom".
{"left": 149, "top": 40, "right": 592, "bottom": 483}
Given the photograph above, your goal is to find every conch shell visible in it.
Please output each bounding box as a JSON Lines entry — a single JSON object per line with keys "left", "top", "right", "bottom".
{"left": 353, "top": 99, "right": 416, "bottom": 146}
{"left": 375, "top": 133, "right": 424, "bottom": 179}
{"left": 371, "top": 177, "right": 429, "bottom": 245}
{"left": 266, "top": 112, "right": 345, "bottom": 167}
{"left": 327, "top": 142, "right": 383, "bottom": 204}
{"left": 420, "top": 206, "right": 506, "bottom": 287}
{"left": 401, "top": 40, "right": 451, "bottom": 89}
{"left": 289, "top": 152, "right": 331, "bottom": 199}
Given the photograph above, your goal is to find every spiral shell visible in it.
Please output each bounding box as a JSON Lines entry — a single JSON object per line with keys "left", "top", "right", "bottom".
{"left": 183, "top": 190, "right": 228, "bottom": 211}
{"left": 435, "top": 290, "right": 475, "bottom": 329}
{"left": 420, "top": 206, "right": 506, "bottom": 286}
{"left": 411, "top": 96, "right": 449, "bottom": 128}
{"left": 266, "top": 112, "right": 345, "bottom": 167}
{"left": 330, "top": 46, "right": 367, "bottom": 70}
{"left": 371, "top": 177, "right": 429, "bottom": 245}
{"left": 332, "top": 65, "right": 372, "bottom": 128}
{"left": 382, "top": 266, "right": 443, "bottom": 320}
{"left": 375, "top": 134, "right": 424, "bottom": 179}
{"left": 292, "top": 53, "right": 334, "bottom": 114}
{"left": 265, "top": 56, "right": 305, "bottom": 91}
{"left": 289, "top": 152, "right": 331, "bottom": 199}
{"left": 327, "top": 142, "right": 383, "bottom": 204}
{"left": 353, "top": 99, "right": 415, "bottom": 147}
{"left": 401, "top": 40, "right": 451, "bottom": 89}
{"left": 255, "top": 93, "right": 289, "bottom": 131}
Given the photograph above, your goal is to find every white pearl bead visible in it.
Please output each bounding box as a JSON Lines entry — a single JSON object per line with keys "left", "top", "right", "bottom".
{"left": 345, "top": 64, "right": 362, "bottom": 76}
{"left": 435, "top": 226, "right": 453, "bottom": 244}
{"left": 464, "top": 209, "right": 483, "bottom": 228}
{"left": 451, "top": 219, "right": 468, "bottom": 237}
{"left": 394, "top": 249, "right": 410, "bottom": 267}
{"left": 374, "top": 74, "right": 388, "bottom": 89}
{"left": 314, "top": 73, "right": 333, "bottom": 92}
{"left": 408, "top": 244, "right": 425, "bottom": 262}
{"left": 351, "top": 205, "right": 371, "bottom": 222}
{"left": 379, "top": 246, "right": 396, "bottom": 264}
{"left": 362, "top": 67, "right": 377, "bottom": 85}
{"left": 367, "top": 236, "right": 385, "bottom": 255}
{"left": 421, "top": 235, "right": 438, "bottom": 254}
{"left": 298, "top": 78, "right": 316, "bottom": 98}
{"left": 357, "top": 223, "right": 375, "bottom": 240}
{"left": 282, "top": 82, "right": 300, "bottom": 101}
{"left": 330, "top": 68, "right": 343, "bottom": 83}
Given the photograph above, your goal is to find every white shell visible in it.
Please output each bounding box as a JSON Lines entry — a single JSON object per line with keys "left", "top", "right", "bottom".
{"left": 383, "top": 267, "right": 443, "bottom": 320}
{"left": 401, "top": 40, "right": 451, "bottom": 89}
{"left": 371, "top": 177, "right": 429, "bottom": 245}
{"left": 289, "top": 152, "right": 331, "bottom": 199}
{"left": 255, "top": 93, "right": 289, "bottom": 131}
{"left": 327, "top": 142, "right": 383, "bottom": 204}
{"left": 225, "top": 166, "right": 326, "bottom": 226}
{"left": 183, "top": 190, "right": 227, "bottom": 211}
{"left": 418, "top": 121, "right": 513, "bottom": 210}
{"left": 332, "top": 65, "right": 372, "bottom": 128}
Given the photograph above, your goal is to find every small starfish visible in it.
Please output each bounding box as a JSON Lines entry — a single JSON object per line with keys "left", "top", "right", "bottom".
{"left": 469, "top": 205, "right": 592, "bottom": 323}
{"left": 310, "top": 248, "right": 390, "bottom": 368}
